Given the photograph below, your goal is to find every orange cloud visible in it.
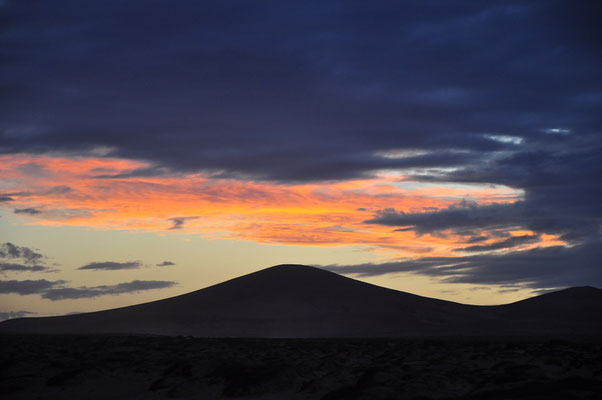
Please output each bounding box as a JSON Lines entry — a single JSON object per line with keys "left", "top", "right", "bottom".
{"left": 0, "top": 154, "right": 562, "bottom": 257}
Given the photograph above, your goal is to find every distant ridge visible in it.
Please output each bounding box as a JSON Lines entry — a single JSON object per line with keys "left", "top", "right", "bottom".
{"left": 1, "top": 265, "right": 601, "bottom": 338}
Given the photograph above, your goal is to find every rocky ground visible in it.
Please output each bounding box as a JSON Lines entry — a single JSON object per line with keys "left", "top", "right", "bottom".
{"left": 1, "top": 334, "right": 601, "bottom": 399}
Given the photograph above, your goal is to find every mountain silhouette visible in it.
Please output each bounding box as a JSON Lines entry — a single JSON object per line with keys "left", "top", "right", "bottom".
{"left": 1, "top": 265, "right": 601, "bottom": 337}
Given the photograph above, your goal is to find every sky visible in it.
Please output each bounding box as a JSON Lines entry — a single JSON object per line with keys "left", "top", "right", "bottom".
{"left": 1, "top": 0, "right": 601, "bottom": 319}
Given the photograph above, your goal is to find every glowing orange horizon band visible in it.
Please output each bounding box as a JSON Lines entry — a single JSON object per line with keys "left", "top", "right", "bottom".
{"left": 0, "top": 154, "right": 564, "bottom": 257}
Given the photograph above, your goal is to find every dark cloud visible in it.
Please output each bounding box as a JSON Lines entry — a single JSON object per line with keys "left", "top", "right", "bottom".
{"left": 321, "top": 240, "right": 602, "bottom": 290}
{"left": 0, "top": 243, "right": 20, "bottom": 258}
{"left": 442, "top": 150, "right": 599, "bottom": 243}
{"left": 1, "top": 1, "right": 600, "bottom": 288}
{"left": 368, "top": 169, "right": 600, "bottom": 243}
{"left": 14, "top": 207, "right": 41, "bottom": 215}
{"left": 0, "top": 1, "right": 599, "bottom": 182}
{"left": 156, "top": 261, "right": 175, "bottom": 267}
{"left": 0, "top": 262, "right": 51, "bottom": 273}
{"left": 0, "top": 279, "right": 66, "bottom": 295}
{"left": 455, "top": 234, "right": 540, "bottom": 253}
{"left": 0, "top": 278, "right": 176, "bottom": 300}
{"left": 0, "top": 242, "right": 44, "bottom": 265}
{"left": 0, "top": 196, "right": 14, "bottom": 202}
{"left": 367, "top": 201, "right": 523, "bottom": 235}
{"left": 77, "top": 261, "right": 142, "bottom": 271}
{"left": 0, "top": 310, "right": 36, "bottom": 321}
{"left": 41, "top": 280, "right": 177, "bottom": 301}
{"left": 168, "top": 217, "right": 199, "bottom": 230}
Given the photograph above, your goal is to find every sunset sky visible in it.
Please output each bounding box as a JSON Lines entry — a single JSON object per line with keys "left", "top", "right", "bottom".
{"left": 1, "top": 1, "right": 601, "bottom": 319}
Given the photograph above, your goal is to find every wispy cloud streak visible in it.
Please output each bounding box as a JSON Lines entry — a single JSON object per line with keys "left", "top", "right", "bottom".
{"left": 78, "top": 261, "right": 143, "bottom": 271}
{"left": 0, "top": 279, "right": 177, "bottom": 300}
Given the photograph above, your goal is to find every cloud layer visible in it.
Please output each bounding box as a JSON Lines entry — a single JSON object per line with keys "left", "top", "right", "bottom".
{"left": 0, "top": 1, "right": 600, "bottom": 291}
{"left": 1, "top": 1, "right": 599, "bottom": 181}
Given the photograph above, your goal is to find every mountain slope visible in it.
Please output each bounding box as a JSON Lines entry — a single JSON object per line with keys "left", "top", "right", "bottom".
{"left": 490, "top": 286, "right": 602, "bottom": 335}
{"left": 1, "top": 265, "right": 600, "bottom": 337}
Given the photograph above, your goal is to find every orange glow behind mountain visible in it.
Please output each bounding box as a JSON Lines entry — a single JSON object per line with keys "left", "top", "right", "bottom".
{"left": 0, "top": 154, "right": 565, "bottom": 257}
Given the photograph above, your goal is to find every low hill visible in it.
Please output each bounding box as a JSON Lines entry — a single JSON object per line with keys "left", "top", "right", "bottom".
{"left": 1, "top": 265, "right": 600, "bottom": 337}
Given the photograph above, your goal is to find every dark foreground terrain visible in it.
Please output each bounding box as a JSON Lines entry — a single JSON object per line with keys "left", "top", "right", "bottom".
{"left": 1, "top": 335, "right": 601, "bottom": 399}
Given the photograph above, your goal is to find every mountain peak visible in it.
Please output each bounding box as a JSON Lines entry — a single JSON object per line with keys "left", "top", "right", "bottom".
{"left": 264, "top": 264, "right": 320, "bottom": 271}
{"left": 262, "top": 264, "right": 329, "bottom": 273}
{"left": 246, "top": 264, "right": 343, "bottom": 283}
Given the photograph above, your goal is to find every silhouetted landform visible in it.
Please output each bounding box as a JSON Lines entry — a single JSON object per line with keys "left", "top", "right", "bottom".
{"left": 1, "top": 265, "right": 601, "bottom": 337}
{"left": 2, "top": 335, "right": 602, "bottom": 399}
